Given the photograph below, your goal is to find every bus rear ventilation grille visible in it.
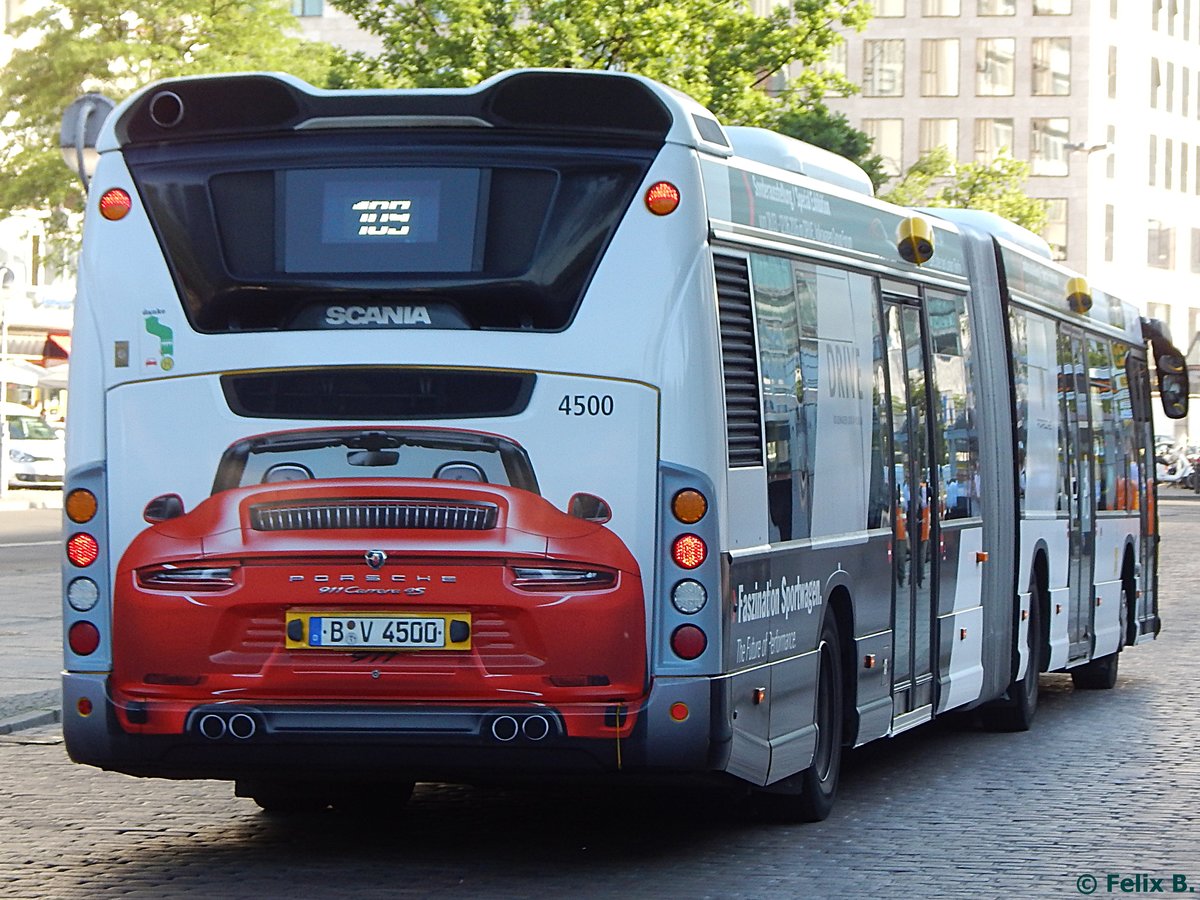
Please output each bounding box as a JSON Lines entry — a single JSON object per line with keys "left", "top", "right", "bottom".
{"left": 714, "top": 255, "right": 764, "bottom": 468}
{"left": 249, "top": 500, "right": 499, "bottom": 532}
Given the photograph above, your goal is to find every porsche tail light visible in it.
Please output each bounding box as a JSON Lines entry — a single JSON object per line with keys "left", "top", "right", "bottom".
{"left": 137, "top": 565, "right": 238, "bottom": 592}
{"left": 511, "top": 566, "right": 617, "bottom": 591}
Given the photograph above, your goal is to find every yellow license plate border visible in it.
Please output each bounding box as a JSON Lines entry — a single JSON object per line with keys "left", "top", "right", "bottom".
{"left": 284, "top": 610, "right": 472, "bottom": 651}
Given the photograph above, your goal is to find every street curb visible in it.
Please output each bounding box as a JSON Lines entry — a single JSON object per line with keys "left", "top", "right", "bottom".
{"left": 0, "top": 706, "right": 61, "bottom": 735}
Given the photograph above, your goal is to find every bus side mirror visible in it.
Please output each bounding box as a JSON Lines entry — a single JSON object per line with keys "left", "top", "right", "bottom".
{"left": 1155, "top": 351, "right": 1189, "bottom": 420}
{"left": 568, "top": 493, "right": 612, "bottom": 524}
{"left": 144, "top": 494, "right": 185, "bottom": 523}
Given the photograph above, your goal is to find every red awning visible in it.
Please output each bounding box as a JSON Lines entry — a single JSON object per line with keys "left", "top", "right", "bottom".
{"left": 42, "top": 334, "right": 70, "bottom": 362}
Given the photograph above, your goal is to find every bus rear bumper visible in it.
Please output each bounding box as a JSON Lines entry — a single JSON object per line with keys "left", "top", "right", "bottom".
{"left": 62, "top": 672, "right": 719, "bottom": 782}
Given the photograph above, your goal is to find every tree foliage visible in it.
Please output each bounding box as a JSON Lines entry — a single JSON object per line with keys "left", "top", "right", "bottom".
{"left": 0, "top": 0, "right": 336, "bottom": 265}
{"left": 879, "top": 147, "right": 1048, "bottom": 234}
{"left": 330, "top": 0, "right": 874, "bottom": 147}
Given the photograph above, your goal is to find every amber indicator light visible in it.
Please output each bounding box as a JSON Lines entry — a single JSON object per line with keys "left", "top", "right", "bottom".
{"left": 66, "top": 489, "right": 98, "bottom": 524}
{"left": 671, "top": 489, "right": 708, "bottom": 525}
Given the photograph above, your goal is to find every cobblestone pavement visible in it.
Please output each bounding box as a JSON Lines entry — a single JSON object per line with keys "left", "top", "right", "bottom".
{"left": 2, "top": 499, "right": 1199, "bottom": 899}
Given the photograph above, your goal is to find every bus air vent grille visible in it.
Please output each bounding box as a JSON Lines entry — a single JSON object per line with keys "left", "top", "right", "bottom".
{"left": 249, "top": 500, "right": 499, "bottom": 532}
{"left": 714, "top": 255, "right": 763, "bottom": 468}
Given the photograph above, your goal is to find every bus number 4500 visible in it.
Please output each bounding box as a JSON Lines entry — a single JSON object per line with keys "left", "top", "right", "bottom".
{"left": 558, "top": 395, "right": 614, "bottom": 416}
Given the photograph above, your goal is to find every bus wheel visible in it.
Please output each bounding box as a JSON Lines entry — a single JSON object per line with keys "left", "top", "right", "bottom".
{"left": 754, "top": 615, "right": 845, "bottom": 823}
{"left": 1070, "top": 651, "right": 1119, "bottom": 690}
{"left": 981, "top": 582, "right": 1041, "bottom": 732}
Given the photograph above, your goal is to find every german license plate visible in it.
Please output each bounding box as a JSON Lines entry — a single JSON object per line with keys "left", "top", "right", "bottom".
{"left": 285, "top": 611, "right": 471, "bottom": 650}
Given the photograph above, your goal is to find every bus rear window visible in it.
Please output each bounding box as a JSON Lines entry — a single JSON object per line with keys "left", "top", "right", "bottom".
{"left": 125, "top": 134, "right": 657, "bottom": 333}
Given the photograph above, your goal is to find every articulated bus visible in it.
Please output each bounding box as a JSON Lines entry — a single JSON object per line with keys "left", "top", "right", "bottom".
{"left": 61, "top": 69, "right": 1189, "bottom": 819}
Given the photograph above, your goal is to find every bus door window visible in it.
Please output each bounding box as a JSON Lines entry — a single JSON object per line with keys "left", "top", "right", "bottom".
{"left": 1057, "top": 326, "right": 1096, "bottom": 660}
{"left": 926, "top": 291, "right": 980, "bottom": 521}
{"left": 884, "top": 294, "right": 937, "bottom": 717}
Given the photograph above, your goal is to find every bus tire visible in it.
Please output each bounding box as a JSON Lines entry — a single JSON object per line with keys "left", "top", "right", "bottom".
{"left": 1070, "top": 651, "right": 1119, "bottom": 690}
{"left": 980, "top": 581, "right": 1041, "bottom": 732}
{"left": 754, "top": 615, "right": 845, "bottom": 823}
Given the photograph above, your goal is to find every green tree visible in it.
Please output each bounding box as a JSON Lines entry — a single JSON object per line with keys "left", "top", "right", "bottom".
{"left": 879, "top": 147, "right": 1048, "bottom": 234}
{"left": 0, "top": 0, "right": 337, "bottom": 268}
{"left": 330, "top": 0, "right": 875, "bottom": 161}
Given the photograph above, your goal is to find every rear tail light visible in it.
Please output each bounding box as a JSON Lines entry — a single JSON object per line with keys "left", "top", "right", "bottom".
{"left": 670, "top": 625, "right": 707, "bottom": 660}
{"left": 671, "top": 534, "right": 706, "bottom": 569}
{"left": 511, "top": 566, "right": 616, "bottom": 591}
{"left": 98, "top": 188, "right": 132, "bottom": 221}
{"left": 671, "top": 579, "right": 708, "bottom": 614}
{"left": 645, "top": 181, "right": 681, "bottom": 216}
{"left": 66, "top": 533, "right": 100, "bottom": 567}
{"left": 67, "top": 577, "right": 100, "bottom": 612}
{"left": 137, "top": 565, "right": 238, "bottom": 592}
{"left": 66, "top": 489, "right": 98, "bottom": 524}
{"left": 68, "top": 621, "right": 101, "bottom": 656}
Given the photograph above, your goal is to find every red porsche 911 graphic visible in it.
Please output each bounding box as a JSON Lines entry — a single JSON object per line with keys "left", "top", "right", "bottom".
{"left": 110, "top": 427, "right": 646, "bottom": 745}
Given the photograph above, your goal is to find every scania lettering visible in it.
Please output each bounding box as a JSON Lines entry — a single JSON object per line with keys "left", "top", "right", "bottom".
{"left": 62, "top": 69, "right": 1188, "bottom": 822}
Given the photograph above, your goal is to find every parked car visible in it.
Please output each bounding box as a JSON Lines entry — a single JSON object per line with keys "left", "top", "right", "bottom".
{"left": 3, "top": 403, "right": 65, "bottom": 489}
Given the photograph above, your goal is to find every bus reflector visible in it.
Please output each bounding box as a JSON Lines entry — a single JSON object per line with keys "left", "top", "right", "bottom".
{"left": 671, "top": 624, "right": 707, "bottom": 660}
{"left": 67, "top": 533, "right": 100, "bottom": 567}
{"left": 76, "top": 697, "right": 94, "bottom": 717}
{"left": 68, "top": 621, "right": 101, "bottom": 656}
{"left": 645, "top": 181, "right": 681, "bottom": 216}
{"left": 669, "top": 702, "right": 689, "bottom": 722}
{"left": 66, "top": 489, "right": 98, "bottom": 524}
{"left": 99, "top": 189, "right": 132, "bottom": 221}
{"left": 671, "top": 579, "right": 707, "bottom": 614}
{"left": 671, "top": 489, "right": 707, "bottom": 524}
{"left": 671, "top": 534, "right": 706, "bottom": 569}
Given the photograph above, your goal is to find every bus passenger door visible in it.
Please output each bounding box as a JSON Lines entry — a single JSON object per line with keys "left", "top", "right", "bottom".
{"left": 884, "top": 295, "right": 938, "bottom": 725}
{"left": 1059, "top": 328, "right": 1095, "bottom": 660}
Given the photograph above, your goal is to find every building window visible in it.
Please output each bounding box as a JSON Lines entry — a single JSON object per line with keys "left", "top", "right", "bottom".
{"left": 1191, "top": 229, "right": 1200, "bottom": 273}
{"left": 1030, "top": 118, "right": 1069, "bottom": 175}
{"left": 1105, "top": 205, "right": 1115, "bottom": 262}
{"left": 875, "top": 0, "right": 906, "bottom": 14}
{"left": 1152, "top": 0, "right": 1163, "bottom": 30}
{"left": 864, "top": 119, "right": 904, "bottom": 176}
{"left": 864, "top": 40, "right": 906, "bottom": 97}
{"left": 821, "top": 42, "right": 848, "bottom": 86}
{"left": 1044, "top": 199, "right": 1068, "bottom": 260}
{"left": 976, "top": 38, "right": 1015, "bottom": 96}
{"left": 920, "top": 118, "right": 959, "bottom": 156}
{"left": 923, "top": 0, "right": 960, "bottom": 13}
{"left": 1184, "top": 142, "right": 1191, "bottom": 193}
{"left": 290, "top": 0, "right": 322, "bottom": 15}
{"left": 1148, "top": 219, "right": 1176, "bottom": 269}
{"left": 1167, "top": 137, "right": 1175, "bottom": 189}
{"left": 1032, "top": 38, "right": 1071, "bottom": 96}
{"left": 1108, "top": 47, "right": 1117, "bottom": 99}
{"left": 1033, "top": 0, "right": 1071, "bottom": 11}
{"left": 974, "top": 118, "right": 1014, "bottom": 162}
{"left": 978, "top": 0, "right": 1015, "bottom": 12}
{"left": 1150, "top": 134, "right": 1158, "bottom": 186}
{"left": 1107, "top": 125, "right": 1116, "bottom": 178}
{"left": 1151, "top": 58, "right": 1162, "bottom": 108}
{"left": 1168, "top": 61, "right": 1176, "bottom": 112}
{"left": 921, "top": 39, "right": 960, "bottom": 96}
{"left": 1185, "top": 66, "right": 1192, "bottom": 117}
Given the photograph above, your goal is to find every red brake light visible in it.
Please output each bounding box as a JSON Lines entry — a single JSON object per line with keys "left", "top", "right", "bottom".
{"left": 670, "top": 625, "right": 707, "bottom": 660}
{"left": 645, "top": 181, "right": 680, "bottom": 216}
{"left": 66, "top": 533, "right": 100, "bottom": 567}
{"left": 99, "top": 188, "right": 132, "bottom": 221}
{"left": 68, "top": 621, "right": 101, "bottom": 656}
{"left": 671, "top": 534, "right": 707, "bottom": 569}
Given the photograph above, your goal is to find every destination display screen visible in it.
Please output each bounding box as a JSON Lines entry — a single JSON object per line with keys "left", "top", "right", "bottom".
{"left": 280, "top": 168, "right": 485, "bottom": 274}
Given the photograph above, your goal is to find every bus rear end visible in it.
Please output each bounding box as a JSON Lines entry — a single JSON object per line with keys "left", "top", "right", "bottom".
{"left": 61, "top": 70, "right": 731, "bottom": 802}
